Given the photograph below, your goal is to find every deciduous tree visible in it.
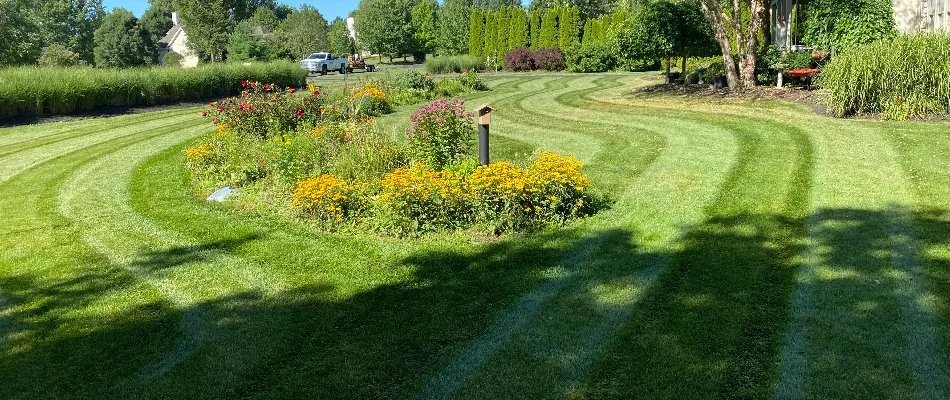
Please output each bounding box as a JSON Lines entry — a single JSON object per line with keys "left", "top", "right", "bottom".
{"left": 174, "top": 0, "right": 232, "bottom": 62}
{"left": 438, "top": 0, "right": 472, "bottom": 55}
{"left": 93, "top": 8, "right": 155, "bottom": 67}
{"left": 410, "top": 0, "right": 439, "bottom": 55}
{"left": 698, "top": 0, "right": 766, "bottom": 89}
{"left": 328, "top": 17, "right": 357, "bottom": 56}
{"left": 277, "top": 5, "right": 329, "bottom": 60}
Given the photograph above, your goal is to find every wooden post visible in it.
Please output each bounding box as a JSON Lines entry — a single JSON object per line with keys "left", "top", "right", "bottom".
{"left": 475, "top": 104, "right": 493, "bottom": 166}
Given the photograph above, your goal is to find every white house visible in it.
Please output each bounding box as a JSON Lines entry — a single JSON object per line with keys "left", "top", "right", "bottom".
{"left": 157, "top": 12, "right": 200, "bottom": 68}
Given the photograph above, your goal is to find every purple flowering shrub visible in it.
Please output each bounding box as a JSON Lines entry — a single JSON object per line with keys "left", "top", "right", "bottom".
{"left": 532, "top": 48, "right": 566, "bottom": 71}
{"left": 406, "top": 98, "right": 476, "bottom": 170}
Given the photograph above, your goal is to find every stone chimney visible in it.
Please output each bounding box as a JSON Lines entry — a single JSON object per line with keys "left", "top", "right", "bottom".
{"left": 171, "top": 11, "right": 182, "bottom": 26}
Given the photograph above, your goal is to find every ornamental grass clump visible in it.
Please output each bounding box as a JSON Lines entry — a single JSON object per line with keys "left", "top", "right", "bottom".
{"left": 820, "top": 33, "right": 950, "bottom": 120}
{"left": 406, "top": 98, "right": 476, "bottom": 170}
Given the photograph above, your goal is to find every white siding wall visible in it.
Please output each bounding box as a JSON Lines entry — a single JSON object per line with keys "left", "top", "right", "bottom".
{"left": 170, "top": 30, "right": 199, "bottom": 68}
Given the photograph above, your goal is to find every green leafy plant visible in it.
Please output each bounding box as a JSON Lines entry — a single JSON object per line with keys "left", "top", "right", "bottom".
{"left": 406, "top": 98, "right": 475, "bottom": 170}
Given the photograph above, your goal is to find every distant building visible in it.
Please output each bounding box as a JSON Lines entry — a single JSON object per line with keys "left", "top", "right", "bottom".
{"left": 770, "top": 0, "right": 948, "bottom": 50}
{"left": 157, "top": 12, "right": 199, "bottom": 68}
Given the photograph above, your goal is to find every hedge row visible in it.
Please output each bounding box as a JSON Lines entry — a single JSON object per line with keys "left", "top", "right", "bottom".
{"left": 0, "top": 61, "right": 306, "bottom": 118}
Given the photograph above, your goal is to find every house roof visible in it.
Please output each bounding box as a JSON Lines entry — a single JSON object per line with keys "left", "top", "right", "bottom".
{"left": 158, "top": 25, "right": 183, "bottom": 48}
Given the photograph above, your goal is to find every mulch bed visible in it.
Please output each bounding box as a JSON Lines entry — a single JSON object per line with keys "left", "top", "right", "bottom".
{"left": 631, "top": 83, "right": 830, "bottom": 115}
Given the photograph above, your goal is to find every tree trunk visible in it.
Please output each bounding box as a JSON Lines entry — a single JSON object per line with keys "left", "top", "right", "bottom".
{"left": 699, "top": 0, "right": 740, "bottom": 89}
{"left": 681, "top": 56, "right": 687, "bottom": 85}
{"left": 665, "top": 56, "right": 672, "bottom": 84}
{"left": 740, "top": 0, "right": 767, "bottom": 88}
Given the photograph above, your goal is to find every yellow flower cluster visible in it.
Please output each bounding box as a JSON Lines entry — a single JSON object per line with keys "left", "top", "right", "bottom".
{"left": 469, "top": 161, "right": 527, "bottom": 200}
{"left": 527, "top": 151, "right": 591, "bottom": 193}
{"left": 381, "top": 162, "right": 465, "bottom": 202}
{"left": 185, "top": 143, "right": 213, "bottom": 161}
{"left": 216, "top": 124, "right": 229, "bottom": 137}
{"left": 350, "top": 82, "right": 387, "bottom": 103}
{"left": 291, "top": 174, "right": 360, "bottom": 222}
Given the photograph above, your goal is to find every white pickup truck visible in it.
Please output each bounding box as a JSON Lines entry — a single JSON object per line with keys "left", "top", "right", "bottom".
{"left": 300, "top": 52, "right": 348, "bottom": 75}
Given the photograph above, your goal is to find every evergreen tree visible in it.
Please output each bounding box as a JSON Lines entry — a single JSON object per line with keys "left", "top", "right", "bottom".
{"left": 248, "top": 6, "right": 280, "bottom": 31}
{"left": 558, "top": 6, "right": 580, "bottom": 49}
{"left": 226, "top": 20, "right": 266, "bottom": 62}
{"left": 468, "top": 9, "right": 485, "bottom": 56}
{"left": 508, "top": 7, "right": 528, "bottom": 50}
{"left": 539, "top": 9, "right": 558, "bottom": 48}
{"left": 438, "top": 0, "right": 472, "bottom": 56}
{"left": 93, "top": 8, "right": 155, "bottom": 67}
{"left": 483, "top": 12, "right": 496, "bottom": 59}
{"left": 529, "top": 9, "right": 541, "bottom": 49}
{"left": 494, "top": 7, "right": 509, "bottom": 55}
{"left": 140, "top": 1, "right": 174, "bottom": 45}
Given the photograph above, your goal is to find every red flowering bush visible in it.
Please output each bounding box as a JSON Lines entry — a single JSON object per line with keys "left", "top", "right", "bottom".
{"left": 504, "top": 47, "right": 535, "bottom": 72}
{"left": 532, "top": 48, "right": 566, "bottom": 71}
{"left": 405, "top": 98, "right": 475, "bottom": 170}
{"left": 202, "top": 80, "right": 324, "bottom": 138}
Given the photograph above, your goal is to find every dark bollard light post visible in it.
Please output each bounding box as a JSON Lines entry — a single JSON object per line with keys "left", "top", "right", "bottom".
{"left": 475, "top": 104, "right": 493, "bottom": 165}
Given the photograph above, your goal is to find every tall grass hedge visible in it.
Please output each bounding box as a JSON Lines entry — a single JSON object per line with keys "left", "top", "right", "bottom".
{"left": 820, "top": 34, "right": 950, "bottom": 120}
{"left": 424, "top": 56, "right": 486, "bottom": 74}
{"left": 0, "top": 61, "right": 306, "bottom": 118}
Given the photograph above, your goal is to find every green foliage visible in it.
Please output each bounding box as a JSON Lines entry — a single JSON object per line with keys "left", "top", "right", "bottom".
{"left": 411, "top": 0, "right": 439, "bottom": 55}
{"left": 801, "top": 0, "right": 896, "bottom": 51}
{"left": 277, "top": 5, "right": 330, "bottom": 60}
{"left": 565, "top": 41, "right": 617, "bottom": 72}
{"left": 529, "top": 9, "right": 542, "bottom": 49}
{"left": 508, "top": 7, "right": 529, "bottom": 50}
{"left": 248, "top": 6, "right": 280, "bottom": 31}
{"left": 0, "top": 61, "right": 306, "bottom": 118}
{"left": 38, "top": 44, "right": 81, "bottom": 67}
{"left": 355, "top": 0, "right": 416, "bottom": 60}
{"left": 438, "top": 0, "right": 472, "bottom": 55}
{"left": 32, "top": 0, "right": 105, "bottom": 64}
{"left": 139, "top": 2, "right": 174, "bottom": 45}
{"left": 614, "top": 0, "right": 716, "bottom": 71}
{"left": 425, "top": 55, "right": 487, "bottom": 73}
{"left": 392, "top": 70, "right": 436, "bottom": 92}
{"left": 227, "top": 20, "right": 267, "bottom": 62}
{"left": 469, "top": 9, "right": 486, "bottom": 57}
{"left": 558, "top": 6, "right": 580, "bottom": 49}
{"left": 539, "top": 9, "right": 559, "bottom": 48}
{"left": 484, "top": 12, "right": 497, "bottom": 59}
{"left": 161, "top": 50, "right": 184, "bottom": 66}
{"left": 93, "top": 8, "right": 156, "bottom": 68}
{"left": 820, "top": 34, "right": 950, "bottom": 120}
{"left": 174, "top": 0, "right": 233, "bottom": 62}
{"left": 328, "top": 17, "right": 357, "bottom": 56}
{"left": 0, "top": 1, "right": 41, "bottom": 66}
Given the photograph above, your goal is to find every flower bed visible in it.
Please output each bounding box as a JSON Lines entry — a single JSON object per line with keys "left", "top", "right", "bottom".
{"left": 186, "top": 77, "right": 600, "bottom": 236}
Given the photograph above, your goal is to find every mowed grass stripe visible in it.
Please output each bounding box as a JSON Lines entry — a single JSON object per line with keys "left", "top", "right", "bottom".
{"left": 0, "top": 124, "right": 201, "bottom": 399}
{"left": 0, "top": 113, "right": 201, "bottom": 183}
{"left": 0, "top": 108, "right": 197, "bottom": 156}
{"left": 774, "top": 122, "right": 946, "bottom": 399}
{"left": 421, "top": 75, "right": 740, "bottom": 399}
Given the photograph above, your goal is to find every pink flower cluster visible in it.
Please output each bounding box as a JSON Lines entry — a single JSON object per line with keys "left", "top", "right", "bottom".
{"left": 407, "top": 98, "right": 474, "bottom": 137}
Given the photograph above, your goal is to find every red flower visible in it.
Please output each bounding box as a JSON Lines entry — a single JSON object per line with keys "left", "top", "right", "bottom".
{"left": 217, "top": 106, "right": 224, "bottom": 112}
{"left": 209, "top": 101, "right": 215, "bottom": 106}
{"left": 264, "top": 84, "right": 271, "bottom": 90}
{"left": 241, "top": 80, "right": 247, "bottom": 87}
{"left": 312, "top": 90, "right": 320, "bottom": 96}
{"left": 238, "top": 103, "right": 244, "bottom": 111}
{"left": 288, "top": 88, "right": 296, "bottom": 94}
{"left": 212, "top": 119, "right": 220, "bottom": 124}
{"left": 247, "top": 104, "right": 252, "bottom": 111}
{"left": 200, "top": 111, "right": 207, "bottom": 117}
{"left": 296, "top": 108, "right": 304, "bottom": 118}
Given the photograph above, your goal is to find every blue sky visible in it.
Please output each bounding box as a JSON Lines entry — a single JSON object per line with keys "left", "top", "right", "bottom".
{"left": 103, "top": 1, "right": 361, "bottom": 20}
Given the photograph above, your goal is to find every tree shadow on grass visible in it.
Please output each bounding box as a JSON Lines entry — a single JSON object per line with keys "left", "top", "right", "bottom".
{"left": 2, "top": 209, "right": 949, "bottom": 399}
{"left": 129, "top": 232, "right": 265, "bottom": 272}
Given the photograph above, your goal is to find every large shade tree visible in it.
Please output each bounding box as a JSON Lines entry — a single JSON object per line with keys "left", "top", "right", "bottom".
{"left": 438, "top": 0, "right": 472, "bottom": 55}
{"left": 698, "top": 0, "right": 767, "bottom": 90}
{"left": 277, "top": 6, "right": 329, "bottom": 59}
{"left": 355, "top": 0, "right": 418, "bottom": 61}
{"left": 93, "top": 8, "right": 156, "bottom": 67}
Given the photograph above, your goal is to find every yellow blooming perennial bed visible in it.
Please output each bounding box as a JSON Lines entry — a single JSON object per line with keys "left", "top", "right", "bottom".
{"left": 186, "top": 77, "right": 601, "bottom": 236}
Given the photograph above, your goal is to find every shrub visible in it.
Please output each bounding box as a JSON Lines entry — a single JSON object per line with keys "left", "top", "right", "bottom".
{"left": 504, "top": 47, "right": 535, "bottom": 71}
{"left": 161, "top": 51, "right": 184, "bottom": 66}
{"left": 291, "top": 174, "right": 366, "bottom": 223}
{"left": 406, "top": 98, "right": 475, "bottom": 169}
{"left": 203, "top": 80, "right": 324, "bottom": 138}
{"left": 376, "top": 163, "right": 470, "bottom": 234}
{"left": 820, "top": 34, "right": 950, "bottom": 120}
{"left": 434, "top": 78, "right": 467, "bottom": 97}
{"left": 458, "top": 70, "right": 488, "bottom": 91}
{"left": 350, "top": 81, "right": 392, "bottom": 117}
{"left": 532, "top": 48, "right": 566, "bottom": 71}
{"left": 0, "top": 61, "right": 306, "bottom": 119}
{"left": 565, "top": 42, "right": 617, "bottom": 73}
{"left": 424, "top": 55, "right": 486, "bottom": 74}
{"left": 392, "top": 70, "right": 436, "bottom": 92}
{"left": 38, "top": 44, "right": 81, "bottom": 67}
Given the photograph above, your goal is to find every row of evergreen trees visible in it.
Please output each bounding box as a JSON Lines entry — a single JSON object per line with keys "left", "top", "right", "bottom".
{"left": 468, "top": 5, "right": 582, "bottom": 59}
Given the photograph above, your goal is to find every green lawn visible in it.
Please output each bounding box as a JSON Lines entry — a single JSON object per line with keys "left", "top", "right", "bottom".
{"left": 1, "top": 72, "right": 949, "bottom": 399}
